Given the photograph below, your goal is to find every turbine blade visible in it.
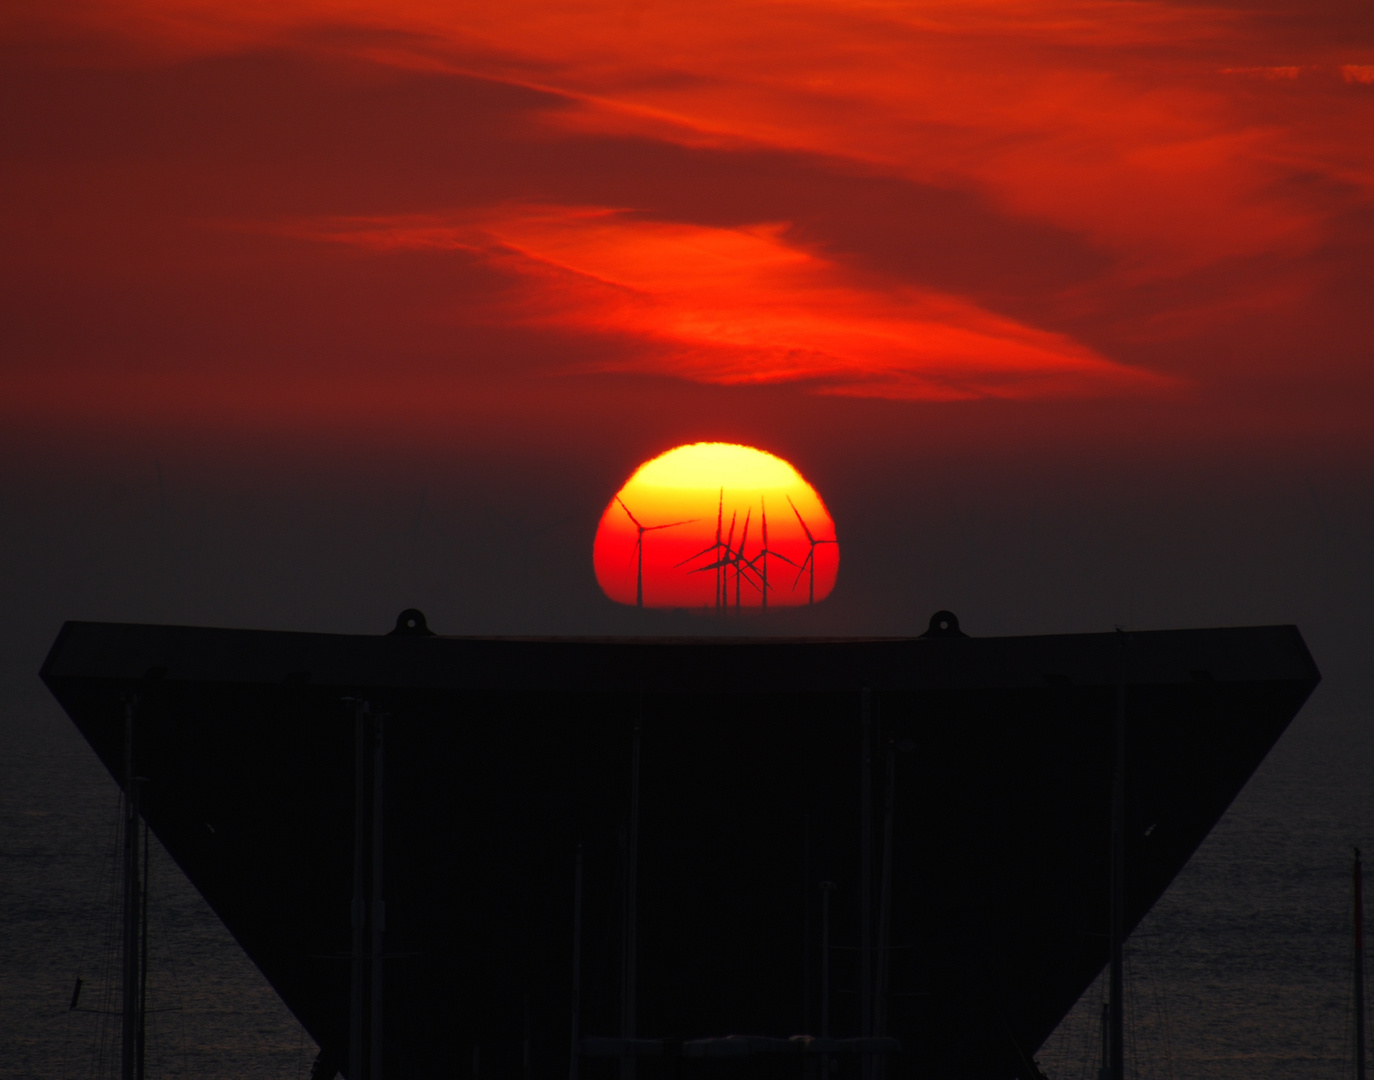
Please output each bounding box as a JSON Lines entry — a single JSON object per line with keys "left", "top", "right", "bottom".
{"left": 786, "top": 494, "right": 815, "bottom": 543}
{"left": 791, "top": 550, "right": 814, "bottom": 591}
{"left": 675, "top": 542, "right": 723, "bottom": 568}
{"left": 615, "top": 495, "right": 643, "bottom": 530}
{"left": 644, "top": 518, "right": 697, "bottom": 532}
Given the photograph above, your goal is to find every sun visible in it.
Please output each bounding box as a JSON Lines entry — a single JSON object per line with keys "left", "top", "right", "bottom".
{"left": 594, "top": 443, "right": 839, "bottom": 610}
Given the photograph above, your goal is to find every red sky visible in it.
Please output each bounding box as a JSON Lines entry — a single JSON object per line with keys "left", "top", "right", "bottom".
{"left": 0, "top": 0, "right": 1372, "bottom": 677}
{"left": 2, "top": 0, "right": 1371, "bottom": 448}
{"left": 3, "top": 9, "right": 1371, "bottom": 1061}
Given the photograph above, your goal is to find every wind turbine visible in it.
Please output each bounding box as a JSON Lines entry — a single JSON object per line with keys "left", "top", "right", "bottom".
{"left": 675, "top": 488, "right": 728, "bottom": 609}
{"left": 742, "top": 497, "right": 798, "bottom": 610}
{"left": 615, "top": 496, "right": 696, "bottom": 609}
{"left": 786, "top": 495, "right": 838, "bottom": 605}
{"left": 685, "top": 507, "right": 740, "bottom": 611}
{"left": 732, "top": 507, "right": 755, "bottom": 609}
{"left": 687, "top": 505, "right": 757, "bottom": 610}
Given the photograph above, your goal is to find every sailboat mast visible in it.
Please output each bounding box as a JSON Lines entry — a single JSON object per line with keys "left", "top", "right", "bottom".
{"left": 1356, "top": 847, "right": 1366, "bottom": 1080}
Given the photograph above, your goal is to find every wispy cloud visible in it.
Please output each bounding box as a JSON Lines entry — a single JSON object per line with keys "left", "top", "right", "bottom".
{"left": 293, "top": 206, "right": 1175, "bottom": 401}
{"left": 23, "top": 0, "right": 1353, "bottom": 276}
{"left": 1220, "top": 66, "right": 1302, "bottom": 80}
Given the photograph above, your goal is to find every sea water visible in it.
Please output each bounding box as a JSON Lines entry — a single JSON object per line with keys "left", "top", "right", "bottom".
{"left": 3, "top": 685, "right": 1370, "bottom": 1080}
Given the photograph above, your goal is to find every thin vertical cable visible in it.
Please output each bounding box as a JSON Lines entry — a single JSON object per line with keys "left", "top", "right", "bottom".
{"left": 349, "top": 700, "right": 367, "bottom": 1080}
{"left": 121, "top": 698, "right": 140, "bottom": 1080}
{"left": 370, "top": 711, "right": 385, "bottom": 1080}
{"left": 622, "top": 709, "right": 642, "bottom": 1080}
{"left": 569, "top": 845, "right": 583, "bottom": 1080}
{"left": 1109, "top": 633, "right": 1126, "bottom": 1080}
{"left": 860, "top": 688, "right": 873, "bottom": 1070}
{"left": 1356, "top": 847, "right": 1366, "bottom": 1080}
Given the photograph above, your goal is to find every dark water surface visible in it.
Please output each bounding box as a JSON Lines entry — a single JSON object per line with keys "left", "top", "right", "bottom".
{"left": 3, "top": 684, "right": 1369, "bottom": 1080}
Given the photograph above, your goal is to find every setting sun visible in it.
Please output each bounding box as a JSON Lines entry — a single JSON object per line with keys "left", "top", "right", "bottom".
{"left": 594, "top": 443, "right": 839, "bottom": 610}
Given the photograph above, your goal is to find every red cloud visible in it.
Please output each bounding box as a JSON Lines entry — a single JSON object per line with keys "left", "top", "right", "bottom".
{"left": 299, "top": 207, "right": 1175, "bottom": 400}
{"left": 31, "top": 0, "right": 1349, "bottom": 276}
{"left": 2, "top": 0, "right": 1371, "bottom": 437}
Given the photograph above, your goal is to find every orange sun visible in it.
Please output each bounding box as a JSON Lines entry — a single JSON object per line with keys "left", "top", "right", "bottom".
{"left": 594, "top": 443, "right": 839, "bottom": 610}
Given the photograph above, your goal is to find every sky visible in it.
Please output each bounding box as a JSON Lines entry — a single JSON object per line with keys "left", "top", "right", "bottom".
{"left": 0, "top": 0, "right": 1371, "bottom": 697}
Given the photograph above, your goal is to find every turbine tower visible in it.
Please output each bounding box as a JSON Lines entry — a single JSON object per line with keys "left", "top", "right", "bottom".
{"left": 786, "top": 495, "right": 838, "bottom": 606}
{"left": 615, "top": 496, "right": 695, "bottom": 609}
{"left": 742, "top": 498, "right": 797, "bottom": 610}
{"left": 685, "top": 508, "right": 742, "bottom": 611}
{"left": 675, "top": 489, "right": 729, "bottom": 609}
{"left": 732, "top": 507, "right": 753, "bottom": 609}
{"left": 688, "top": 506, "right": 760, "bottom": 611}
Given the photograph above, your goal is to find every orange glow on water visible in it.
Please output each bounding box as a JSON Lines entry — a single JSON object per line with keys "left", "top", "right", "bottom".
{"left": 594, "top": 443, "right": 838, "bottom": 610}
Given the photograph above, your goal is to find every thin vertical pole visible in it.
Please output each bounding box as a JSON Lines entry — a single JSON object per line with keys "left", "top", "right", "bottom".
{"left": 803, "top": 816, "right": 812, "bottom": 1035}
{"left": 1109, "top": 634, "right": 1126, "bottom": 1080}
{"left": 349, "top": 700, "right": 368, "bottom": 1080}
{"left": 622, "top": 712, "right": 642, "bottom": 1080}
{"left": 819, "top": 882, "right": 835, "bottom": 1038}
{"left": 370, "top": 711, "right": 385, "bottom": 1080}
{"left": 761, "top": 499, "right": 769, "bottom": 611}
{"left": 874, "top": 741, "right": 896, "bottom": 1079}
{"left": 121, "top": 698, "right": 141, "bottom": 1080}
{"left": 523, "top": 993, "right": 532, "bottom": 1080}
{"left": 860, "top": 689, "right": 873, "bottom": 1063}
{"left": 1099, "top": 1002, "right": 1110, "bottom": 1080}
{"left": 138, "top": 819, "right": 150, "bottom": 1080}
{"left": 636, "top": 539, "right": 644, "bottom": 609}
{"left": 1357, "top": 847, "right": 1366, "bottom": 1080}
{"left": 569, "top": 846, "right": 584, "bottom": 1080}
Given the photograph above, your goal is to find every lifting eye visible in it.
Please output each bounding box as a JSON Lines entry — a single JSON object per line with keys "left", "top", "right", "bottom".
{"left": 921, "top": 610, "right": 967, "bottom": 638}
{"left": 389, "top": 608, "right": 435, "bottom": 637}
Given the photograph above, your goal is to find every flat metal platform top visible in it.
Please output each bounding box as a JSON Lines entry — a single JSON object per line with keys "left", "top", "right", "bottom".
{"left": 40, "top": 612, "right": 1320, "bottom": 695}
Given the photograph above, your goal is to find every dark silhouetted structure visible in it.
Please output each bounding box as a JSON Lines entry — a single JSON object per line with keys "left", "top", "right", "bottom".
{"left": 41, "top": 614, "right": 1319, "bottom": 1080}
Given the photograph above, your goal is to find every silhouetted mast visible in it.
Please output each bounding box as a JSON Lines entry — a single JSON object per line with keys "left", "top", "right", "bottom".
{"left": 873, "top": 737, "right": 897, "bottom": 1080}
{"left": 759, "top": 500, "right": 770, "bottom": 610}
{"left": 350, "top": 700, "right": 367, "bottom": 1080}
{"left": 860, "top": 689, "right": 873, "bottom": 1080}
{"left": 1357, "top": 847, "right": 1367, "bottom": 1080}
{"left": 714, "top": 489, "right": 724, "bottom": 608}
{"left": 1105, "top": 632, "right": 1126, "bottom": 1080}
{"left": 819, "top": 881, "right": 836, "bottom": 1037}
{"left": 121, "top": 698, "right": 146, "bottom": 1080}
{"left": 349, "top": 699, "right": 385, "bottom": 1080}
{"left": 371, "top": 712, "right": 386, "bottom": 1080}
{"left": 621, "top": 713, "right": 642, "bottom": 1080}
{"left": 569, "top": 845, "right": 584, "bottom": 1080}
